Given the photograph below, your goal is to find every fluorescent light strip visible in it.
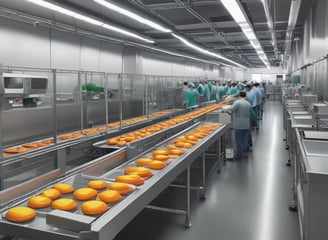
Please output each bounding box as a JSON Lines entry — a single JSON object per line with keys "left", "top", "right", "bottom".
{"left": 171, "top": 33, "right": 247, "bottom": 69}
{"left": 139, "top": 44, "right": 235, "bottom": 68}
{"left": 93, "top": 0, "right": 171, "bottom": 33}
{"left": 287, "top": 0, "right": 301, "bottom": 30}
{"left": 221, "top": 0, "right": 270, "bottom": 68}
{"left": 24, "top": 0, "right": 154, "bottom": 43}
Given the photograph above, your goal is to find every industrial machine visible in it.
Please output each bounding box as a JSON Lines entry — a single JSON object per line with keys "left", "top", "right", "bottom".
{"left": 2, "top": 73, "right": 48, "bottom": 108}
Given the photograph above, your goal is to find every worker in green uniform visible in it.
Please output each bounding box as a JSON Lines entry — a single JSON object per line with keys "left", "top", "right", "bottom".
{"left": 182, "top": 81, "right": 190, "bottom": 108}
{"left": 203, "top": 80, "right": 211, "bottom": 102}
{"left": 227, "top": 82, "right": 239, "bottom": 95}
{"left": 187, "top": 83, "right": 199, "bottom": 108}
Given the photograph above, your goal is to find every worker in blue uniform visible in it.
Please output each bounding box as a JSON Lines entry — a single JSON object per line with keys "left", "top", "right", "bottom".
{"left": 230, "top": 91, "right": 251, "bottom": 159}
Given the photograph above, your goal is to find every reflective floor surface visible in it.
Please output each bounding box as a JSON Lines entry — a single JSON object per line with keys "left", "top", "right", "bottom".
{"left": 114, "top": 100, "right": 300, "bottom": 240}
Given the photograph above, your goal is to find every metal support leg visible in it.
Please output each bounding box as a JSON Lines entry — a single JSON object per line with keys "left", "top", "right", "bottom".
{"left": 216, "top": 139, "right": 221, "bottom": 173}
{"left": 184, "top": 165, "right": 191, "bottom": 228}
{"left": 200, "top": 153, "right": 206, "bottom": 200}
{"left": 289, "top": 156, "right": 297, "bottom": 211}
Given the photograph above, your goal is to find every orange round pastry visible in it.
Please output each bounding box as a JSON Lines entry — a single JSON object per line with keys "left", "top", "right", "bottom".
{"left": 41, "top": 188, "right": 61, "bottom": 200}
{"left": 81, "top": 200, "right": 109, "bottom": 216}
{"left": 36, "top": 142, "right": 48, "bottom": 147}
{"left": 6, "top": 206, "right": 36, "bottom": 223}
{"left": 167, "top": 145, "right": 177, "bottom": 150}
{"left": 175, "top": 142, "right": 185, "bottom": 148}
{"left": 124, "top": 167, "right": 153, "bottom": 178}
{"left": 152, "top": 150, "right": 169, "bottom": 157}
{"left": 73, "top": 188, "right": 98, "bottom": 200}
{"left": 88, "top": 180, "right": 107, "bottom": 190}
{"left": 168, "top": 154, "right": 179, "bottom": 159}
{"left": 136, "top": 158, "right": 153, "bottom": 166}
{"left": 4, "top": 147, "right": 18, "bottom": 154}
{"left": 42, "top": 139, "right": 53, "bottom": 144}
{"left": 22, "top": 143, "right": 38, "bottom": 148}
{"left": 17, "top": 147, "right": 30, "bottom": 153}
{"left": 183, "top": 143, "right": 193, "bottom": 149}
{"left": 98, "top": 190, "right": 122, "bottom": 204}
{"left": 153, "top": 154, "right": 169, "bottom": 161}
{"left": 168, "top": 149, "right": 185, "bottom": 155}
{"left": 115, "top": 175, "right": 144, "bottom": 186}
{"left": 108, "top": 182, "right": 133, "bottom": 195}
{"left": 28, "top": 195, "right": 52, "bottom": 209}
{"left": 53, "top": 183, "right": 74, "bottom": 194}
{"left": 117, "top": 140, "right": 126, "bottom": 147}
{"left": 148, "top": 160, "right": 165, "bottom": 170}
{"left": 51, "top": 199, "right": 77, "bottom": 211}
{"left": 106, "top": 138, "right": 118, "bottom": 145}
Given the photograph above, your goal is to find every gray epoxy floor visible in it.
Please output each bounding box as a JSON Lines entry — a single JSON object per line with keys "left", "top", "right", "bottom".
{"left": 114, "top": 100, "right": 301, "bottom": 240}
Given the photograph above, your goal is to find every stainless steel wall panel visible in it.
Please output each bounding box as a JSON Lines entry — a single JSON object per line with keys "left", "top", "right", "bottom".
{"left": 289, "top": 0, "right": 328, "bottom": 100}
{"left": 56, "top": 103, "right": 82, "bottom": 132}
{"left": 2, "top": 107, "right": 53, "bottom": 146}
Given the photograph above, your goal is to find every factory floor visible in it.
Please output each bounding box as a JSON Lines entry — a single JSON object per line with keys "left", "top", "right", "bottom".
{"left": 114, "top": 100, "right": 301, "bottom": 240}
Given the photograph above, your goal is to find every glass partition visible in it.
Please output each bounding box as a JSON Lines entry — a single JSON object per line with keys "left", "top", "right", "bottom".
{"left": 81, "top": 72, "right": 107, "bottom": 134}
{"left": 1, "top": 67, "right": 54, "bottom": 157}
{"left": 107, "top": 73, "right": 121, "bottom": 129}
{"left": 121, "top": 74, "right": 146, "bottom": 126}
{"left": 55, "top": 70, "right": 82, "bottom": 141}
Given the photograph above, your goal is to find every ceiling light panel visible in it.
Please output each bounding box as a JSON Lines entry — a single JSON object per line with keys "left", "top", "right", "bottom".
{"left": 221, "top": 0, "right": 270, "bottom": 68}
{"left": 171, "top": 33, "right": 247, "bottom": 69}
{"left": 24, "top": 0, "right": 154, "bottom": 43}
{"left": 93, "top": 0, "right": 172, "bottom": 33}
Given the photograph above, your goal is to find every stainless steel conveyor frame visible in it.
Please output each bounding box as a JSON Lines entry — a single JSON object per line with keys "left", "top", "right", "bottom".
{"left": 0, "top": 108, "right": 189, "bottom": 190}
{"left": 0, "top": 122, "right": 227, "bottom": 240}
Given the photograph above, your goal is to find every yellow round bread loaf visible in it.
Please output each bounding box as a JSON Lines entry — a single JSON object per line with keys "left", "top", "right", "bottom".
{"left": 53, "top": 183, "right": 74, "bottom": 194}
{"left": 168, "top": 149, "right": 185, "bottom": 155}
{"left": 88, "top": 180, "right": 107, "bottom": 190}
{"left": 98, "top": 190, "right": 122, "bottom": 204}
{"left": 108, "top": 182, "right": 133, "bottom": 195}
{"left": 124, "top": 167, "right": 153, "bottom": 178}
{"left": 115, "top": 175, "right": 144, "bottom": 186}
{"left": 51, "top": 198, "right": 77, "bottom": 211}
{"left": 28, "top": 195, "right": 52, "bottom": 209}
{"left": 152, "top": 150, "right": 169, "bottom": 157}
{"left": 153, "top": 154, "right": 169, "bottom": 161}
{"left": 148, "top": 160, "right": 165, "bottom": 170}
{"left": 73, "top": 188, "right": 98, "bottom": 200}
{"left": 41, "top": 188, "right": 61, "bottom": 200}
{"left": 6, "top": 206, "right": 36, "bottom": 223}
{"left": 81, "top": 200, "right": 109, "bottom": 216}
{"left": 136, "top": 158, "right": 153, "bottom": 166}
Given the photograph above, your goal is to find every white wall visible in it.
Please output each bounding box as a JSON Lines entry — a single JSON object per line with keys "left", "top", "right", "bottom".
{"left": 0, "top": 18, "right": 123, "bottom": 73}
{"left": 244, "top": 67, "right": 286, "bottom": 83}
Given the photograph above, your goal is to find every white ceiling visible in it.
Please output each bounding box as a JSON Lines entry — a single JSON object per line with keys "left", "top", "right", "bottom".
{"left": 0, "top": 0, "right": 313, "bottom": 68}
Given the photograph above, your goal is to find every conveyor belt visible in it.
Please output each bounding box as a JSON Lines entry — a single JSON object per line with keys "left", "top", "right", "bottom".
{"left": 0, "top": 122, "right": 227, "bottom": 240}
